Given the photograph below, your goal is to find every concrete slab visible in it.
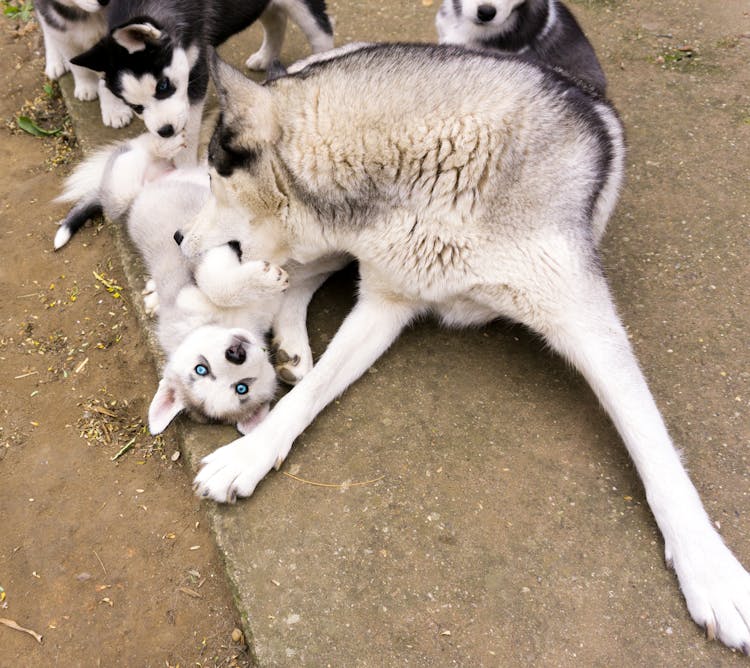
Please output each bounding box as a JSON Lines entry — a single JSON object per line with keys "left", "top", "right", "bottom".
{"left": 59, "top": 0, "right": 749, "bottom": 664}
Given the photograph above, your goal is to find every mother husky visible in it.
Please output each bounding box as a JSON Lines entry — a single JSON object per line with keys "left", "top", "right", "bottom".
{"left": 179, "top": 45, "right": 750, "bottom": 651}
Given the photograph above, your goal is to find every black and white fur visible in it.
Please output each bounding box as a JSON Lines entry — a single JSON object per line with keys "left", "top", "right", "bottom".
{"left": 35, "top": 0, "right": 108, "bottom": 101}
{"left": 436, "top": 0, "right": 607, "bottom": 95}
{"left": 69, "top": 0, "right": 333, "bottom": 164}
{"left": 180, "top": 46, "right": 750, "bottom": 652}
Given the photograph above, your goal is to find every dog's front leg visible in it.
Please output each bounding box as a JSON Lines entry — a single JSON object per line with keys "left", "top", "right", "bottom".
{"left": 193, "top": 291, "right": 418, "bottom": 502}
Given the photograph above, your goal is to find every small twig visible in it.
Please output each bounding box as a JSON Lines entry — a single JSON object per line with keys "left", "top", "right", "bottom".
{"left": 94, "top": 550, "right": 107, "bottom": 576}
{"left": 177, "top": 587, "right": 202, "bottom": 599}
{"left": 14, "top": 371, "right": 38, "bottom": 380}
{"left": 0, "top": 617, "right": 43, "bottom": 643}
{"left": 282, "top": 472, "right": 385, "bottom": 488}
{"left": 111, "top": 437, "right": 136, "bottom": 461}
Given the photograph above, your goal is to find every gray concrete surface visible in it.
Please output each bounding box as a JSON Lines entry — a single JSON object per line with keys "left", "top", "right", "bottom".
{"left": 60, "top": 0, "right": 749, "bottom": 664}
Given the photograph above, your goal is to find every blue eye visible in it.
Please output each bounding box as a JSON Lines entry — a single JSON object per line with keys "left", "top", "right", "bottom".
{"left": 195, "top": 364, "right": 208, "bottom": 376}
{"left": 156, "top": 78, "right": 169, "bottom": 93}
{"left": 235, "top": 383, "right": 249, "bottom": 395}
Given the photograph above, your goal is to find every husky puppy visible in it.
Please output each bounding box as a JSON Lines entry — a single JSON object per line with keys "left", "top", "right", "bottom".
{"left": 35, "top": 0, "right": 108, "bottom": 101}
{"left": 182, "top": 46, "right": 750, "bottom": 651}
{"left": 69, "top": 0, "right": 334, "bottom": 164}
{"left": 436, "top": 0, "right": 607, "bottom": 95}
{"left": 56, "top": 133, "right": 284, "bottom": 433}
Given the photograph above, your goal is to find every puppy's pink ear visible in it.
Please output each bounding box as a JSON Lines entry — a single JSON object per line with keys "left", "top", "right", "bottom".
{"left": 148, "top": 378, "right": 185, "bottom": 434}
{"left": 236, "top": 403, "right": 270, "bottom": 435}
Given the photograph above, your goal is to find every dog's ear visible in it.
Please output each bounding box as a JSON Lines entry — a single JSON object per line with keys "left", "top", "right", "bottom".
{"left": 148, "top": 378, "right": 185, "bottom": 434}
{"left": 112, "top": 20, "right": 163, "bottom": 54}
{"left": 209, "top": 51, "right": 279, "bottom": 144}
{"left": 70, "top": 37, "right": 112, "bottom": 72}
{"left": 236, "top": 402, "right": 270, "bottom": 435}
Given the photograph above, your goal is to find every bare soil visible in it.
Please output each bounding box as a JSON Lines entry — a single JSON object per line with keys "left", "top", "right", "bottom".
{"left": 0, "top": 15, "right": 250, "bottom": 668}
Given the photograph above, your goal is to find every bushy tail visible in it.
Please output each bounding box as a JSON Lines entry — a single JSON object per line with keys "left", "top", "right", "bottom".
{"left": 54, "top": 143, "right": 118, "bottom": 250}
{"left": 54, "top": 134, "right": 174, "bottom": 250}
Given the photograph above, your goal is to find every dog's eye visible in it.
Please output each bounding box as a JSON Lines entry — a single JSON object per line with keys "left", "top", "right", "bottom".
{"left": 195, "top": 364, "right": 209, "bottom": 376}
{"left": 154, "top": 77, "right": 175, "bottom": 99}
{"left": 235, "top": 383, "right": 249, "bottom": 395}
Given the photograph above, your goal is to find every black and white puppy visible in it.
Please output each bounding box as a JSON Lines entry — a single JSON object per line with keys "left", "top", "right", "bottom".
{"left": 70, "top": 0, "right": 333, "bottom": 164}
{"left": 436, "top": 0, "right": 606, "bottom": 95}
{"left": 35, "top": 0, "right": 108, "bottom": 101}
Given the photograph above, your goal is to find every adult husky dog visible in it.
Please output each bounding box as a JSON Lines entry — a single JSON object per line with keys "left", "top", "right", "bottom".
{"left": 69, "top": 0, "right": 333, "bottom": 164}
{"left": 35, "top": 0, "right": 108, "bottom": 102}
{"left": 181, "top": 45, "right": 750, "bottom": 651}
{"left": 436, "top": 0, "right": 607, "bottom": 95}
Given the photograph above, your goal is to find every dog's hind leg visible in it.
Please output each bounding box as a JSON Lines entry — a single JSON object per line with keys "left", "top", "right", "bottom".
{"left": 278, "top": 0, "right": 334, "bottom": 54}
{"left": 245, "top": 3, "right": 288, "bottom": 71}
{"left": 502, "top": 249, "right": 750, "bottom": 652}
{"left": 193, "top": 289, "right": 418, "bottom": 502}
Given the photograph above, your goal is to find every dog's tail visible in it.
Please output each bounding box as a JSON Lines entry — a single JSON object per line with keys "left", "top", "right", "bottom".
{"left": 53, "top": 143, "right": 117, "bottom": 250}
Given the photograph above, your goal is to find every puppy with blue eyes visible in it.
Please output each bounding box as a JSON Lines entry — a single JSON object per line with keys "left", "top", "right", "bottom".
{"left": 55, "top": 132, "right": 295, "bottom": 434}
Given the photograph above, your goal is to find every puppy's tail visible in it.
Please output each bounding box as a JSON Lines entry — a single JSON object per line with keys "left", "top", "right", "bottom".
{"left": 53, "top": 143, "right": 116, "bottom": 250}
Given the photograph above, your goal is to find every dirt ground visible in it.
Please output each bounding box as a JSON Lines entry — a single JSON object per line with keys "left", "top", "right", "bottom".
{"left": 0, "top": 15, "right": 251, "bottom": 668}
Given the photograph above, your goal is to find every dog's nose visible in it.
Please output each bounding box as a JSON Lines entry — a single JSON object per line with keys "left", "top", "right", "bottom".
{"left": 225, "top": 343, "right": 247, "bottom": 365}
{"left": 476, "top": 4, "right": 497, "bottom": 22}
{"left": 173, "top": 230, "right": 184, "bottom": 245}
{"left": 158, "top": 124, "right": 175, "bottom": 138}
{"left": 98, "top": 0, "right": 109, "bottom": 5}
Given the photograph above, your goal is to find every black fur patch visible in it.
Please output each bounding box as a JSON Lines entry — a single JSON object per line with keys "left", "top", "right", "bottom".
{"left": 208, "top": 115, "right": 262, "bottom": 177}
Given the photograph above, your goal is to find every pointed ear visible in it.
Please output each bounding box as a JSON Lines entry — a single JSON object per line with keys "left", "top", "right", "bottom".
{"left": 209, "top": 51, "right": 278, "bottom": 143}
{"left": 112, "top": 21, "right": 163, "bottom": 54}
{"left": 70, "top": 38, "right": 112, "bottom": 72}
{"left": 236, "top": 402, "right": 270, "bottom": 435}
{"left": 148, "top": 378, "right": 185, "bottom": 434}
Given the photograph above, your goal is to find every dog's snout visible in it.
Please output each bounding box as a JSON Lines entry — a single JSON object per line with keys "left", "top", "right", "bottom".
{"left": 173, "top": 230, "right": 184, "bottom": 246}
{"left": 225, "top": 343, "right": 247, "bottom": 365}
{"left": 476, "top": 4, "right": 497, "bottom": 22}
{"left": 158, "top": 124, "right": 175, "bottom": 138}
{"left": 98, "top": 0, "right": 109, "bottom": 6}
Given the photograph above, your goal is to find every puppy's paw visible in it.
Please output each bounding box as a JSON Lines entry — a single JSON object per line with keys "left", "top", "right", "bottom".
{"left": 153, "top": 133, "right": 187, "bottom": 160}
{"left": 245, "top": 49, "right": 272, "bottom": 71}
{"left": 193, "top": 437, "right": 280, "bottom": 503}
{"left": 272, "top": 339, "right": 313, "bottom": 385}
{"left": 670, "top": 529, "right": 750, "bottom": 652}
{"left": 142, "top": 279, "right": 159, "bottom": 317}
{"left": 101, "top": 98, "right": 133, "bottom": 129}
{"left": 74, "top": 79, "right": 99, "bottom": 101}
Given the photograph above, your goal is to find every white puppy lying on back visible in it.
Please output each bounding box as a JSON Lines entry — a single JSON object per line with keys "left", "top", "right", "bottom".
{"left": 55, "top": 133, "right": 297, "bottom": 434}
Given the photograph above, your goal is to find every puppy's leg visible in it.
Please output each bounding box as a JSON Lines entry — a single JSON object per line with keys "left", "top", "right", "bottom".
{"left": 98, "top": 80, "right": 133, "bottom": 128}
{"left": 172, "top": 99, "right": 204, "bottom": 168}
{"left": 69, "top": 64, "right": 100, "bottom": 101}
{"left": 193, "top": 289, "right": 418, "bottom": 502}
{"left": 37, "top": 14, "right": 68, "bottom": 81}
{"left": 245, "top": 3, "right": 288, "bottom": 71}
{"left": 272, "top": 254, "right": 350, "bottom": 384}
{"left": 514, "top": 256, "right": 750, "bottom": 652}
{"left": 194, "top": 246, "right": 288, "bottom": 306}
{"left": 280, "top": 0, "right": 335, "bottom": 54}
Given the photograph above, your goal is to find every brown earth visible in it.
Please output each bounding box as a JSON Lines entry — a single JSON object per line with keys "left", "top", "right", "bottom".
{"left": 0, "top": 14, "right": 250, "bottom": 668}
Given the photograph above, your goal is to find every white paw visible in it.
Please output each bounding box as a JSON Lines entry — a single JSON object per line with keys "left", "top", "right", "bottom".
{"left": 45, "top": 59, "right": 68, "bottom": 81}
{"left": 101, "top": 98, "right": 133, "bottom": 129}
{"left": 245, "top": 49, "right": 272, "bottom": 71}
{"left": 670, "top": 530, "right": 750, "bottom": 652}
{"left": 74, "top": 80, "right": 99, "bottom": 101}
{"left": 248, "top": 261, "right": 289, "bottom": 295}
{"left": 142, "top": 279, "right": 159, "bottom": 316}
{"left": 193, "top": 434, "right": 284, "bottom": 503}
{"left": 272, "top": 337, "right": 313, "bottom": 385}
{"left": 153, "top": 133, "right": 187, "bottom": 160}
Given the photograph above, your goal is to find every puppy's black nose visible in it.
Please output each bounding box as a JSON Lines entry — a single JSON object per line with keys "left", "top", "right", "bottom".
{"left": 225, "top": 343, "right": 246, "bottom": 365}
{"left": 158, "top": 124, "right": 175, "bottom": 138}
{"left": 98, "top": 0, "right": 109, "bottom": 5}
{"left": 173, "top": 230, "right": 184, "bottom": 245}
{"left": 477, "top": 4, "right": 497, "bottom": 22}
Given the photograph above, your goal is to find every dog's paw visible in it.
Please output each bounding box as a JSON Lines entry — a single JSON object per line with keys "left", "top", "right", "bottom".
{"left": 73, "top": 80, "right": 99, "bottom": 101}
{"left": 255, "top": 261, "right": 289, "bottom": 293}
{"left": 45, "top": 59, "right": 69, "bottom": 81}
{"left": 272, "top": 339, "right": 313, "bottom": 385}
{"left": 245, "top": 49, "right": 272, "bottom": 71}
{"left": 193, "top": 436, "right": 281, "bottom": 503}
{"left": 669, "top": 530, "right": 750, "bottom": 652}
{"left": 101, "top": 100, "right": 133, "bottom": 129}
{"left": 153, "top": 133, "right": 187, "bottom": 160}
{"left": 142, "top": 279, "right": 159, "bottom": 317}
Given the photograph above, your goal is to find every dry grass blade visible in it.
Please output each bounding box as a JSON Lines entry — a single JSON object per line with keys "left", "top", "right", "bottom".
{"left": 282, "top": 472, "right": 385, "bottom": 489}
{"left": 0, "top": 617, "right": 43, "bottom": 643}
